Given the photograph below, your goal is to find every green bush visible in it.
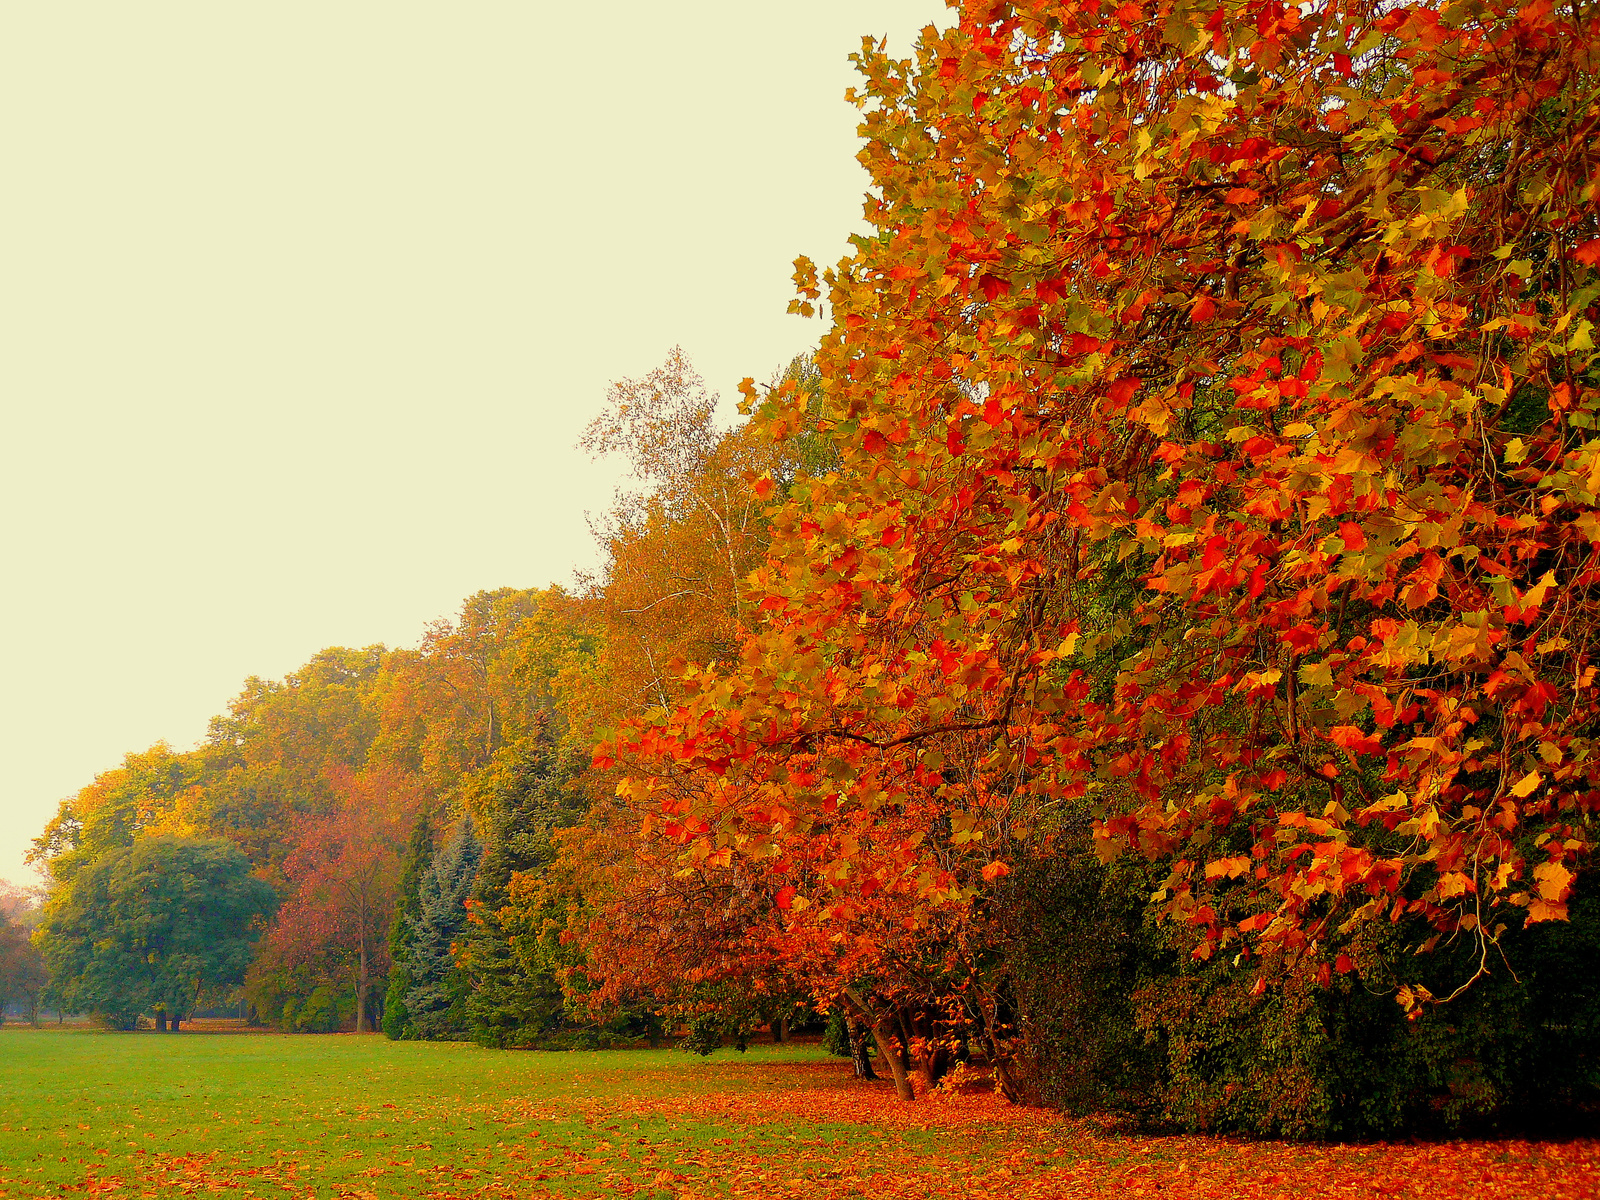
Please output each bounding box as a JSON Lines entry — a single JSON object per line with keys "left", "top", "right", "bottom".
{"left": 822, "top": 1010, "right": 852, "bottom": 1058}
{"left": 291, "top": 986, "right": 340, "bottom": 1034}
{"left": 1000, "top": 849, "right": 1599, "bottom": 1138}
{"left": 996, "top": 846, "right": 1170, "bottom": 1115}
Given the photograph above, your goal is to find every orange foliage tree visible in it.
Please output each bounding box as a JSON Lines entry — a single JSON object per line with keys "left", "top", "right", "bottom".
{"left": 257, "top": 766, "right": 425, "bottom": 1032}
{"left": 594, "top": 0, "right": 1600, "bottom": 1087}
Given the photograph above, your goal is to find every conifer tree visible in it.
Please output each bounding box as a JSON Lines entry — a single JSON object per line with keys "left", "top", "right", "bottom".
{"left": 402, "top": 817, "right": 480, "bottom": 1039}
{"left": 381, "top": 811, "right": 434, "bottom": 1040}
{"left": 462, "top": 746, "right": 585, "bottom": 1047}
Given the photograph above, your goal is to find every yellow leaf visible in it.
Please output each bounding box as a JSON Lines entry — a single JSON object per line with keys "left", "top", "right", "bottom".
{"left": 1527, "top": 897, "right": 1568, "bottom": 922}
{"left": 1522, "top": 569, "right": 1558, "bottom": 609}
{"left": 1533, "top": 860, "right": 1573, "bottom": 902}
{"left": 1509, "top": 771, "right": 1542, "bottom": 799}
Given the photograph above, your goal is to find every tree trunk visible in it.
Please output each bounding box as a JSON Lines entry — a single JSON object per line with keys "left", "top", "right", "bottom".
{"left": 973, "top": 989, "right": 1021, "bottom": 1103}
{"left": 868, "top": 1022, "right": 915, "bottom": 1101}
{"left": 356, "top": 935, "right": 371, "bottom": 1033}
{"left": 843, "top": 988, "right": 913, "bottom": 1101}
{"left": 155, "top": 1011, "right": 168, "bottom": 1032}
{"left": 846, "top": 1018, "right": 876, "bottom": 1080}
{"left": 779, "top": 1012, "right": 790, "bottom": 1042}
{"left": 170, "top": 1015, "right": 181, "bottom": 1032}
{"left": 906, "top": 1008, "right": 949, "bottom": 1092}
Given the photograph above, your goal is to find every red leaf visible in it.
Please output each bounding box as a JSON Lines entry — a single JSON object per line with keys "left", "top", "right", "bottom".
{"left": 1329, "top": 726, "right": 1383, "bottom": 756}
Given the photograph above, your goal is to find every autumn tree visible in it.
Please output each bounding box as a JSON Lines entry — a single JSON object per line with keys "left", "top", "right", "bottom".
{"left": 594, "top": 0, "right": 1600, "bottom": 1129}
{"left": 0, "top": 920, "right": 46, "bottom": 1027}
{"left": 256, "top": 767, "right": 423, "bottom": 1032}
{"left": 372, "top": 590, "right": 569, "bottom": 797}
{"left": 190, "top": 647, "right": 391, "bottom": 870}
{"left": 31, "top": 743, "right": 201, "bottom": 884}
{"left": 577, "top": 349, "right": 790, "bottom": 725}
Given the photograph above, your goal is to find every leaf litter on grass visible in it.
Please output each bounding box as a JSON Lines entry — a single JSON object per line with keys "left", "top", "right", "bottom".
{"left": 41, "top": 1057, "right": 1598, "bottom": 1200}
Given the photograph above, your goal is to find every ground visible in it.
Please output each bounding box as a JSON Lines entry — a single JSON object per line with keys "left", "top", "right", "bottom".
{"left": 0, "top": 1024, "right": 1594, "bottom": 1199}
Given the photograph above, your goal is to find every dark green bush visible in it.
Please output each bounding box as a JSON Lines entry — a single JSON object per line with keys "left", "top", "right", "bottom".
{"left": 1002, "top": 850, "right": 1598, "bottom": 1138}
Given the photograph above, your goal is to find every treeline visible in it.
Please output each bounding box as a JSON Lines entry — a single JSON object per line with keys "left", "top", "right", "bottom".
{"left": 23, "top": 0, "right": 1600, "bottom": 1142}
{"left": 29, "top": 588, "right": 589, "bottom": 1037}
{"left": 27, "top": 351, "right": 792, "bottom": 1047}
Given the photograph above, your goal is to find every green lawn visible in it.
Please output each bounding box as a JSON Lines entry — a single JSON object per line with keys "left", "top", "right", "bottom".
{"left": 0, "top": 1026, "right": 999, "bottom": 1199}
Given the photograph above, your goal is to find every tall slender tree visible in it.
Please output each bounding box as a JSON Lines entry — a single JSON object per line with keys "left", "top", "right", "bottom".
{"left": 402, "top": 817, "right": 481, "bottom": 1039}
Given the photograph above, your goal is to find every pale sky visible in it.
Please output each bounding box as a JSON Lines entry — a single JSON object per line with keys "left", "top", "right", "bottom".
{"left": 0, "top": 1, "right": 950, "bottom": 885}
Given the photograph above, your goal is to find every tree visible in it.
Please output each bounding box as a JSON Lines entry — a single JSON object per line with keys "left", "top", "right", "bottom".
{"left": 460, "top": 746, "right": 588, "bottom": 1047}
{"left": 0, "top": 880, "right": 47, "bottom": 1024}
{"left": 0, "top": 918, "right": 46, "bottom": 1025}
{"left": 31, "top": 744, "right": 201, "bottom": 884}
{"left": 402, "top": 817, "right": 480, "bottom": 1039}
{"left": 371, "top": 588, "right": 583, "bottom": 800}
{"left": 259, "top": 767, "right": 421, "bottom": 1032}
{"left": 578, "top": 349, "right": 788, "bottom": 723}
{"left": 34, "top": 836, "right": 274, "bottom": 1029}
{"left": 596, "top": 0, "right": 1600, "bottom": 1115}
{"left": 382, "top": 812, "right": 436, "bottom": 1040}
{"left": 192, "top": 646, "right": 391, "bottom": 871}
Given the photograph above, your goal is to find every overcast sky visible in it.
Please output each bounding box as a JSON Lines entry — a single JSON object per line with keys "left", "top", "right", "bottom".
{"left": 0, "top": 1, "right": 950, "bottom": 885}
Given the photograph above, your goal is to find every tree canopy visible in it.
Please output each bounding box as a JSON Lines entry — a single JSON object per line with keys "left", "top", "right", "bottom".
{"left": 35, "top": 835, "right": 275, "bottom": 1029}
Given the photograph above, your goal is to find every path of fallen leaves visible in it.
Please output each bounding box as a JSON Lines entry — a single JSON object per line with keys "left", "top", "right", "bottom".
{"left": 38, "top": 1059, "right": 1600, "bottom": 1199}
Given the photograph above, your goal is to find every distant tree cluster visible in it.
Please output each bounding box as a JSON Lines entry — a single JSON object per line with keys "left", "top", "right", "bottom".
{"left": 30, "top": 587, "right": 596, "bottom": 1040}
{"left": 0, "top": 882, "right": 46, "bottom": 1024}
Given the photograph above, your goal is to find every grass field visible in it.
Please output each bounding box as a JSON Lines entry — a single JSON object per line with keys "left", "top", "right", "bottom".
{"left": 1, "top": 1025, "right": 1597, "bottom": 1199}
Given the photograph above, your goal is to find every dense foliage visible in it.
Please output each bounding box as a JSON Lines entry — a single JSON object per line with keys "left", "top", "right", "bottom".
{"left": 34, "top": 836, "right": 274, "bottom": 1029}
{"left": 586, "top": 0, "right": 1600, "bottom": 1134}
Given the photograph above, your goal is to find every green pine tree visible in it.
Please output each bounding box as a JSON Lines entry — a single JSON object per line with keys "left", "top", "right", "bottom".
{"left": 381, "top": 812, "right": 434, "bottom": 1040}
{"left": 404, "top": 817, "right": 481, "bottom": 1039}
{"left": 463, "top": 745, "right": 585, "bottom": 1048}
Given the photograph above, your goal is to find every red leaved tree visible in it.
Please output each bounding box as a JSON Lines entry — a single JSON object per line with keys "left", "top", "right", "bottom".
{"left": 261, "top": 766, "right": 425, "bottom": 1031}
{"left": 595, "top": 0, "right": 1600, "bottom": 1093}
